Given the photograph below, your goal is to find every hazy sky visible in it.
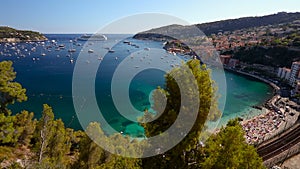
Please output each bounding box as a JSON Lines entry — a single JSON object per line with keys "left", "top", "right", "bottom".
{"left": 1, "top": 0, "right": 300, "bottom": 33}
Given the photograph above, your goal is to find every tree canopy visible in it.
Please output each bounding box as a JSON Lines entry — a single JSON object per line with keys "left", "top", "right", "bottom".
{"left": 201, "top": 119, "right": 265, "bottom": 169}
{"left": 0, "top": 60, "right": 27, "bottom": 115}
{"left": 141, "top": 59, "right": 221, "bottom": 168}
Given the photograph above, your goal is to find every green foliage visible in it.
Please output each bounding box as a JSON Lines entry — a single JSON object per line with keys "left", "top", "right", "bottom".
{"left": 0, "top": 26, "right": 47, "bottom": 41}
{"left": 14, "top": 110, "right": 36, "bottom": 146}
{"left": 0, "top": 146, "right": 14, "bottom": 163}
{"left": 99, "top": 154, "right": 142, "bottom": 169}
{"left": 0, "top": 111, "right": 20, "bottom": 145}
{"left": 6, "top": 161, "right": 22, "bottom": 169}
{"left": 31, "top": 157, "right": 66, "bottom": 169}
{"left": 73, "top": 122, "right": 142, "bottom": 169}
{"left": 141, "top": 60, "right": 220, "bottom": 168}
{"left": 232, "top": 46, "right": 300, "bottom": 67}
{"left": 0, "top": 60, "right": 27, "bottom": 115}
{"left": 74, "top": 130, "right": 106, "bottom": 169}
{"left": 32, "top": 104, "right": 73, "bottom": 168}
{"left": 201, "top": 119, "right": 265, "bottom": 169}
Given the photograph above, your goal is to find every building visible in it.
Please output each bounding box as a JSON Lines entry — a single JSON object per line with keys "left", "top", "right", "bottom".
{"left": 289, "top": 62, "right": 300, "bottom": 87}
{"left": 220, "top": 55, "right": 231, "bottom": 65}
{"left": 277, "top": 67, "right": 283, "bottom": 77}
{"left": 228, "top": 58, "right": 240, "bottom": 68}
{"left": 295, "top": 81, "right": 300, "bottom": 95}
{"left": 283, "top": 68, "right": 291, "bottom": 80}
{"left": 278, "top": 67, "right": 291, "bottom": 81}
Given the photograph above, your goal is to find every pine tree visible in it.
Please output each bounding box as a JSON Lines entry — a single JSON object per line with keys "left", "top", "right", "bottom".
{"left": 32, "top": 104, "right": 73, "bottom": 168}
{"left": 14, "top": 110, "right": 36, "bottom": 146}
{"left": 74, "top": 122, "right": 142, "bottom": 169}
{"left": 0, "top": 61, "right": 27, "bottom": 145}
{"left": 0, "top": 111, "right": 20, "bottom": 145}
{"left": 0, "top": 61, "right": 27, "bottom": 115}
{"left": 141, "top": 60, "right": 220, "bottom": 168}
{"left": 201, "top": 119, "right": 265, "bottom": 169}
{"left": 74, "top": 123, "right": 106, "bottom": 169}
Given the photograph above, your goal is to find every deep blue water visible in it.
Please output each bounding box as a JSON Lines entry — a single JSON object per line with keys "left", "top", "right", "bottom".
{"left": 0, "top": 34, "right": 273, "bottom": 136}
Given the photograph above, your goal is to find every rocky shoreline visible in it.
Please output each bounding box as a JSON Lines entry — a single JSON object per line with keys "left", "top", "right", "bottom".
{"left": 0, "top": 38, "right": 47, "bottom": 43}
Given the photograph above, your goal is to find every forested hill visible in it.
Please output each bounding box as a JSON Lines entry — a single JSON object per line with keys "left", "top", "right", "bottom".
{"left": 195, "top": 12, "right": 300, "bottom": 35}
{"left": 0, "top": 26, "right": 47, "bottom": 42}
{"left": 133, "top": 12, "right": 300, "bottom": 39}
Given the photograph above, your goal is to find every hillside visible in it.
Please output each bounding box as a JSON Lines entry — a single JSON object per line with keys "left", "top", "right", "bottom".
{"left": 0, "top": 26, "right": 47, "bottom": 42}
{"left": 133, "top": 12, "right": 300, "bottom": 67}
{"left": 133, "top": 12, "right": 300, "bottom": 39}
{"left": 195, "top": 12, "right": 300, "bottom": 35}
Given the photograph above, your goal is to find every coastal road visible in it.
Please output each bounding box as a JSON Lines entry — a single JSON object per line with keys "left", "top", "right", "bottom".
{"left": 257, "top": 123, "right": 300, "bottom": 161}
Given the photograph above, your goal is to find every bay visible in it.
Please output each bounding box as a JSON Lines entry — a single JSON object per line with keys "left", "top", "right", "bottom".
{"left": 0, "top": 34, "right": 273, "bottom": 136}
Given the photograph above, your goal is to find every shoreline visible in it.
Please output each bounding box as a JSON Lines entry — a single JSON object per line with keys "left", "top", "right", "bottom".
{"left": 223, "top": 67, "right": 300, "bottom": 147}
{"left": 0, "top": 38, "right": 47, "bottom": 43}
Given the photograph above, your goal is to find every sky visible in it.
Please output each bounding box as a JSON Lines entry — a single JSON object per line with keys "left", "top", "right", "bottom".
{"left": 1, "top": 0, "right": 300, "bottom": 33}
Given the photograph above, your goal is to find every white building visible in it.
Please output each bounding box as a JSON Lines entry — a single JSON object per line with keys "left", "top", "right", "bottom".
{"left": 277, "top": 67, "right": 291, "bottom": 81}
{"left": 289, "top": 62, "right": 300, "bottom": 87}
{"left": 277, "top": 67, "right": 283, "bottom": 77}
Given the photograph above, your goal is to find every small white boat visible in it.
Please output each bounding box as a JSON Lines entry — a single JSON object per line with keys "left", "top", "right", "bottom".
{"left": 108, "top": 49, "right": 115, "bottom": 53}
{"left": 68, "top": 49, "right": 76, "bottom": 52}
{"left": 88, "top": 49, "right": 94, "bottom": 53}
{"left": 58, "top": 44, "right": 65, "bottom": 48}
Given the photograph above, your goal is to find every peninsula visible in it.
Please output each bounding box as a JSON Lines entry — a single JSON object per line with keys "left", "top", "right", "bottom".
{"left": 0, "top": 26, "right": 47, "bottom": 43}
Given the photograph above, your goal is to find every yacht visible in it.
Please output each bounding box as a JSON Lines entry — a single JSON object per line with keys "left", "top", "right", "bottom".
{"left": 78, "top": 34, "right": 107, "bottom": 41}
{"left": 123, "top": 40, "right": 131, "bottom": 45}
{"left": 108, "top": 49, "right": 115, "bottom": 53}
{"left": 88, "top": 49, "right": 94, "bottom": 53}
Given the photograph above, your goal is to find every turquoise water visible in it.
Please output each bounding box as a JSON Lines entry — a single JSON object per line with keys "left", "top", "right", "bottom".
{"left": 219, "top": 71, "right": 273, "bottom": 126}
{"left": 0, "top": 34, "right": 273, "bottom": 135}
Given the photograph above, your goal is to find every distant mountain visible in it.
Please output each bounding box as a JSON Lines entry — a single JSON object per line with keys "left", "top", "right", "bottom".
{"left": 133, "top": 12, "right": 300, "bottom": 39}
{"left": 0, "top": 26, "right": 47, "bottom": 42}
